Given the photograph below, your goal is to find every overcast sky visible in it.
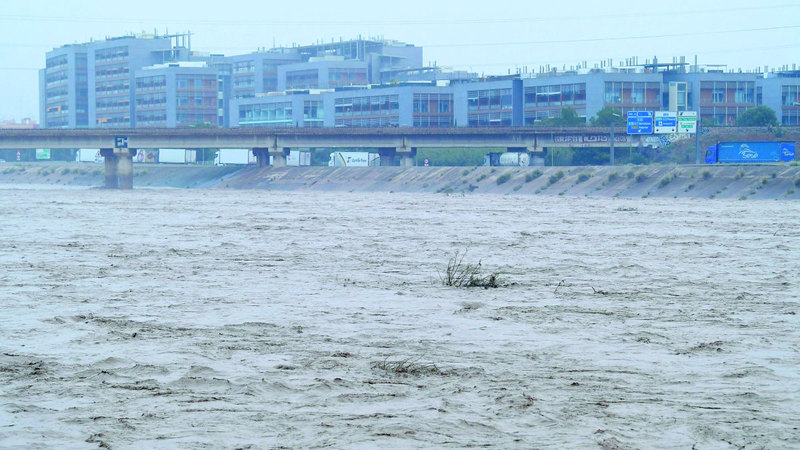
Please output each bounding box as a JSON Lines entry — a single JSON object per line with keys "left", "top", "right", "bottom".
{"left": 1, "top": 0, "right": 798, "bottom": 122}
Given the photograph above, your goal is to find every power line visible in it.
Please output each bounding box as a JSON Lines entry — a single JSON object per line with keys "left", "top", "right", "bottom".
{"left": 0, "top": 4, "right": 796, "bottom": 27}
{"left": 2, "top": 23, "right": 797, "bottom": 54}
{"left": 424, "top": 25, "right": 800, "bottom": 48}
{"left": 446, "top": 44, "right": 800, "bottom": 69}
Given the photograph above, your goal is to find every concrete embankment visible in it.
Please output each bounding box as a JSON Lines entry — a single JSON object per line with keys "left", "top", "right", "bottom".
{"left": 1, "top": 161, "right": 799, "bottom": 200}
{"left": 216, "top": 164, "right": 800, "bottom": 200}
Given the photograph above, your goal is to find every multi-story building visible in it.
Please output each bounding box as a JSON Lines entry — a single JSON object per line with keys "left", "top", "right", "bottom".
{"left": 450, "top": 70, "right": 662, "bottom": 127}
{"left": 231, "top": 84, "right": 454, "bottom": 128}
{"left": 278, "top": 58, "right": 369, "bottom": 91}
{"left": 663, "top": 71, "right": 759, "bottom": 126}
{"left": 41, "top": 34, "right": 800, "bottom": 130}
{"left": 39, "top": 44, "right": 89, "bottom": 128}
{"left": 134, "top": 62, "right": 218, "bottom": 127}
{"left": 228, "top": 50, "right": 301, "bottom": 99}
{"left": 225, "top": 38, "right": 421, "bottom": 99}
{"left": 759, "top": 70, "right": 800, "bottom": 126}
{"left": 89, "top": 35, "right": 188, "bottom": 128}
{"left": 40, "top": 33, "right": 193, "bottom": 129}
{"left": 293, "top": 38, "right": 423, "bottom": 84}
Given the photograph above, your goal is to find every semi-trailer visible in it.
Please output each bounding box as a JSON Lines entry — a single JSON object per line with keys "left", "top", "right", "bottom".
{"left": 215, "top": 149, "right": 310, "bottom": 166}
{"left": 157, "top": 149, "right": 197, "bottom": 164}
{"left": 75, "top": 149, "right": 102, "bottom": 163}
{"left": 216, "top": 149, "right": 256, "bottom": 165}
{"left": 483, "top": 152, "right": 531, "bottom": 167}
{"left": 328, "top": 152, "right": 380, "bottom": 167}
{"left": 705, "top": 142, "right": 795, "bottom": 164}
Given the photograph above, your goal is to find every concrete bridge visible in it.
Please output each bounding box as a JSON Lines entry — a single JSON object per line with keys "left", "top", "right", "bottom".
{"left": 0, "top": 127, "right": 627, "bottom": 189}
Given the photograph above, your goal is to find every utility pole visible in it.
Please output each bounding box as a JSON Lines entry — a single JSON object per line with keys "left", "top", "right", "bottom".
{"left": 695, "top": 124, "right": 701, "bottom": 164}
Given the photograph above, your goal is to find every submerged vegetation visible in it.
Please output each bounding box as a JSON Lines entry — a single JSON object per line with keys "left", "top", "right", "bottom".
{"left": 439, "top": 250, "right": 499, "bottom": 289}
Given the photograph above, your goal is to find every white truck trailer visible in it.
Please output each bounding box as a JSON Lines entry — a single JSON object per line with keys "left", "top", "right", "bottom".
{"left": 286, "top": 150, "right": 311, "bottom": 166}
{"left": 75, "top": 149, "right": 102, "bottom": 163}
{"left": 158, "top": 149, "right": 197, "bottom": 164}
{"left": 328, "top": 152, "right": 380, "bottom": 167}
{"left": 216, "top": 149, "right": 256, "bottom": 165}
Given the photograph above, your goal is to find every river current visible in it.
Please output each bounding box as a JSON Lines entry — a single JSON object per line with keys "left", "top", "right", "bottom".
{"left": 1, "top": 188, "right": 798, "bottom": 448}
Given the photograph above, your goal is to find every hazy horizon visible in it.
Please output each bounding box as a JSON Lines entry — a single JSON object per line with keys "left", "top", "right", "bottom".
{"left": 2, "top": 0, "right": 798, "bottom": 121}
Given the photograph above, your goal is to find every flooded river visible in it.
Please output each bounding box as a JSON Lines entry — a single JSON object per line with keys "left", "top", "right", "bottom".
{"left": 1, "top": 188, "right": 798, "bottom": 448}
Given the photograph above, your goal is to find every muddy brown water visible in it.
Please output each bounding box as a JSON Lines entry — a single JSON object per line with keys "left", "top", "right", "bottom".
{"left": 1, "top": 188, "right": 798, "bottom": 448}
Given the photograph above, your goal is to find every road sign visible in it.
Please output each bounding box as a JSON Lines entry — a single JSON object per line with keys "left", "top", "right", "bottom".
{"left": 626, "top": 111, "right": 653, "bottom": 135}
{"left": 35, "top": 149, "right": 51, "bottom": 160}
{"left": 654, "top": 111, "right": 678, "bottom": 134}
{"left": 677, "top": 111, "right": 697, "bottom": 134}
{"left": 114, "top": 136, "right": 128, "bottom": 149}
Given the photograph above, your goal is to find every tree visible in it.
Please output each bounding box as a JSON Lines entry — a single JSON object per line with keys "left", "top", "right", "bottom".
{"left": 538, "top": 107, "right": 586, "bottom": 126}
{"left": 546, "top": 147, "right": 574, "bottom": 166}
{"left": 415, "top": 147, "right": 492, "bottom": 166}
{"left": 590, "top": 107, "right": 623, "bottom": 126}
{"left": 735, "top": 106, "right": 779, "bottom": 127}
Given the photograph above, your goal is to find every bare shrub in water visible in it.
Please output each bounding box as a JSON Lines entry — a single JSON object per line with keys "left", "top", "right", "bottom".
{"left": 439, "top": 250, "right": 499, "bottom": 288}
{"left": 372, "top": 357, "right": 454, "bottom": 376}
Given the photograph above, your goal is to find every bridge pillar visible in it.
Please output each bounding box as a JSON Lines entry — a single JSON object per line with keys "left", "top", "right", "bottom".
{"left": 100, "top": 149, "right": 118, "bottom": 189}
{"left": 116, "top": 149, "right": 136, "bottom": 190}
{"left": 397, "top": 146, "right": 417, "bottom": 167}
{"left": 270, "top": 147, "right": 289, "bottom": 168}
{"left": 378, "top": 148, "right": 397, "bottom": 166}
{"left": 253, "top": 148, "right": 269, "bottom": 168}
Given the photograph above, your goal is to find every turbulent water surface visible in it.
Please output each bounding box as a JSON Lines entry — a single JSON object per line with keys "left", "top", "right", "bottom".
{"left": 1, "top": 188, "right": 798, "bottom": 448}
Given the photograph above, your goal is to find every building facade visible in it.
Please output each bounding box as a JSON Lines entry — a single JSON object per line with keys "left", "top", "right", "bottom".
{"left": 231, "top": 84, "right": 454, "bottom": 128}
{"left": 759, "top": 71, "right": 800, "bottom": 126}
{"left": 278, "top": 58, "right": 369, "bottom": 91}
{"left": 135, "top": 63, "right": 219, "bottom": 128}
{"left": 40, "top": 34, "right": 800, "bottom": 130}
{"left": 227, "top": 51, "right": 301, "bottom": 99}
{"left": 40, "top": 44, "right": 89, "bottom": 128}
{"left": 88, "top": 36, "right": 183, "bottom": 128}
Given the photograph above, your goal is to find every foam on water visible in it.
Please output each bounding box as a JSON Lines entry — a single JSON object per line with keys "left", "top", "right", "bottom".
{"left": 1, "top": 188, "right": 798, "bottom": 448}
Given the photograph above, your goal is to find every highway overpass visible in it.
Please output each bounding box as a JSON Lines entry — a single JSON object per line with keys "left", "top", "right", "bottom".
{"left": 0, "top": 127, "right": 634, "bottom": 188}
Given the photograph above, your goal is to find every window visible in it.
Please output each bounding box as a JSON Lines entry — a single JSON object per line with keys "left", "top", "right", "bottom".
{"left": 304, "top": 101, "right": 323, "bottom": 122}
{"left": 412, "top": 93, "right": 454, "bottom": 127}
{"left": 238, "top": 102, "right": 293, "bottom": 127}
{"left": 781, "top": 85, "right": 799, "bottom": 107}
{"left": 467, "top": 89, "right": 513, "bottom": 111}
{"left": 605, "top": 82, "right": 622, "bottom": 104}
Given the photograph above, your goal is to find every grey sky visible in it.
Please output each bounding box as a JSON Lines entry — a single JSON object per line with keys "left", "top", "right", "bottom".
{"left": 1, "top": 0, "right": 798, "bottom": 121}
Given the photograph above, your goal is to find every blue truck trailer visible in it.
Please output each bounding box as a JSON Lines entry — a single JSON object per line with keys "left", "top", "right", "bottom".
{"left": 705, "top": 141, "right": 795, "bottom": 164}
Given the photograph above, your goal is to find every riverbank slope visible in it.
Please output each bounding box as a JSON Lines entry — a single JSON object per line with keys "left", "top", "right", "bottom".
{"left": 0, "top": 162, "right": 798, "bottom": 200}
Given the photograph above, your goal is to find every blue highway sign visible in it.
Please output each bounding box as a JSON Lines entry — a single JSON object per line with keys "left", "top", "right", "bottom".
{"left": 654, "top": 111, "right": 677, "bottom": 134}
{"left": 627, "top": 111, "right": 653, "bottom": 135}
{"left": 114, "top": 136, "right": 128, "bottom": 149}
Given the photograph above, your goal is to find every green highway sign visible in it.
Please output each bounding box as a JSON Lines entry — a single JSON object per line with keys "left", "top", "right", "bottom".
{"left": 678, "top": 111, "right": 697, "bottom": 134}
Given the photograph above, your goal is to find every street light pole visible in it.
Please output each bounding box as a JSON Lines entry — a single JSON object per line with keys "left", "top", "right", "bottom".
{"left": 610, "top": 121, "right": 615, "bottom": 166}
{"left": 695, "top": 123, "right": 701, "bottom": 164}
{"left": 609, "top": 112, "right": 621, "bottom": 166}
